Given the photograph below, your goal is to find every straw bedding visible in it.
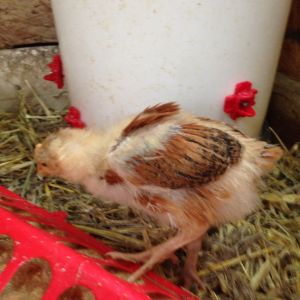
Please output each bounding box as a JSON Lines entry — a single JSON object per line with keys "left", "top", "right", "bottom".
{"left": 0, "top": 91, "right": 299, "bottom": 299}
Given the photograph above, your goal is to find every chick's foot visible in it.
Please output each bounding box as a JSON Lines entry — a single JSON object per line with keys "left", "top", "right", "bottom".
{"left": 106, "top": 249, "right": 152, "bottom": 263}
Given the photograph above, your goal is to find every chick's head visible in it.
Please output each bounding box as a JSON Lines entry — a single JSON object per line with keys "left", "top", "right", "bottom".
{"left": 34, "top": 129, "right": 87, "bottom": 182}
{"left": 34, "top": 132, "right": 62, "bottom": 178}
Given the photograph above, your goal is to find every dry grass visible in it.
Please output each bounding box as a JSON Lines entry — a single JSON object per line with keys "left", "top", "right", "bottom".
{"left": 0, "top": 91, "right": 299, "bottom": 299}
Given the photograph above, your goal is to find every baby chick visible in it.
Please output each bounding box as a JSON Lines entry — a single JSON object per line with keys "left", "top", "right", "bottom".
{"left": 34, "top": 103, "right": 282, "bottom": 287}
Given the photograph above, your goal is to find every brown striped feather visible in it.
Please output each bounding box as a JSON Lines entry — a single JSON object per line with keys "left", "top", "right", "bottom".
{"left": 127, "top": 123, "right": 243, "bottom": 189}
{"left": 122, "top": 102, "right": 180, "bottom": 137}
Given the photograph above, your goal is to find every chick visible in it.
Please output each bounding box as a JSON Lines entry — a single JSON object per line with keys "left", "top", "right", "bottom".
{"left": 34, "top": 103, "right": 282, "bottom": 287}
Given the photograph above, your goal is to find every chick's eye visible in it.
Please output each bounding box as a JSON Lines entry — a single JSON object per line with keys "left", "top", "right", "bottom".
{"left": 41, "top": 162, "right": 48, "bottom": 167}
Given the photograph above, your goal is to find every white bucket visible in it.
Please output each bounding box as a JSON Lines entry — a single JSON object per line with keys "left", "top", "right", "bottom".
{"left": 51, "top": 0, "right": 291, "bottom": 136}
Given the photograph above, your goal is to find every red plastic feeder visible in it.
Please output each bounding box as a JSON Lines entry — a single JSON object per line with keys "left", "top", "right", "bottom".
{"left": 0, "top": 186, "right": 198, "bottom": 300}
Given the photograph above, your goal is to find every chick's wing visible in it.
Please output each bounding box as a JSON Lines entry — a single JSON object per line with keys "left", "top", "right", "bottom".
{"left": 112, "top": 122, "right": 243, "bottom": 189}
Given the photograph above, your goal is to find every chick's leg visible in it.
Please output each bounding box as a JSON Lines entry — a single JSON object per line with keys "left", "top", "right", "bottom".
{"left": 183, "top": 237, "right": 205, "bottom": 289}
{"left": 126, "top": 223, "right": 209, "bottom": 283}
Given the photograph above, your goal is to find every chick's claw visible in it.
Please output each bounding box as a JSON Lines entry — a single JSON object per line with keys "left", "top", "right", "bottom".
{"left": 182, "top": 269, "right": 206, "bottom": 290}
{"left": 106, "top": 250, "right": 179, "bottom": 265}
{"left": 106, "top": 250, "right": 152, "bottom": 263}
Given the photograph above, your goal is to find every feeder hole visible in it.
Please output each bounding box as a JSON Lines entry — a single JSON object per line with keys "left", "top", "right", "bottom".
{"left": 40, "top": 226, "right": 67, "bottom": 238}
{"left": 76, "top": 247, "right": 104, "bottom": 260}
{"left": 0, "top": 235, "right": 14, "bottom": 272}
{"left": 0, "top": 204, "right": 32, "bottom": 217}
{"left": 0, "top": 200, "right": 44, "bottom": 225}
{"left": 60, "top": 241, "right": 104, "bottom": 259}
{"left": 58, "top": 285, "right": 96, "bottom": 300}
{"left": 0, "top": 258, "right": 51, "bottom": 300}
{"left": 60, "top": 240, "right": 107, "bottom": 260}
{"left": 24, "top": 220, "right": 68, "bottom": 239}
{"left": 147, "top": 293, "right": 175, "bottom": 300}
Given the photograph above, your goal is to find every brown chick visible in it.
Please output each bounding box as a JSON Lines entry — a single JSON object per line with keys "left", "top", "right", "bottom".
{"left": 34, "top": 102, "right": 283, "bottom": 287}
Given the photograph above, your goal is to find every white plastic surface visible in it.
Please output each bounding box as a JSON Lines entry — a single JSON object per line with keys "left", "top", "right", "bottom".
{"left": 51, "top": 0, "right": 291, "bottom": 136}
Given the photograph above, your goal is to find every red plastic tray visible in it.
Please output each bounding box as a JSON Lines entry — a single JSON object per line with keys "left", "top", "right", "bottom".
{"left": 0, "top": 186, "right": 198, "bottom": 300}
